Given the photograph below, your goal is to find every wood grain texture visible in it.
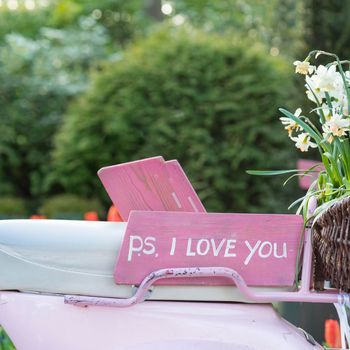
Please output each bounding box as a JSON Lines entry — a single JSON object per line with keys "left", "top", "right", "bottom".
{"left": 98, "top": 157, "right": 205, "bottom": 220}
{"left": 114, "top": 211, "right": 304, "bottom": 287}
{"left": 165, "top": 160, "right": 206, "bottom": 213}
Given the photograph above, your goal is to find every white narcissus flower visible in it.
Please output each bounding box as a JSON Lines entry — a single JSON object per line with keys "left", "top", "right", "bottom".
{"left": 320, "top": 103, "right": 332, "bottom": 120}
{"left": 305, "top": 76, "right": 322, "bottom": 103}
{"left": 322, "top": 113, "right": 350, "bottom": 137}
{"left": 293, "top": 61, "right": 315, "bottom": 75}
{"left": 345, "top": 70, "right": 350, "bottom": 83}
{"left": 333, "top": 93, "right": 349, "bottom": 116}
{"left": 313, "top": 65, "right": 342, "bottom": 92}
{"left": 305, "top": 65, "right": 344, "bottom": 103}
{"left": 290, "top": 132, "right": 317, "bottom": 152}
{"left": 343, "top": 101, "right": 349, "bottom": 116}
{"left": 279, "top": 108, "right": 303, "bottom": 136}
{"left": 323, "top": 133, "right": 334, "bottom": 144}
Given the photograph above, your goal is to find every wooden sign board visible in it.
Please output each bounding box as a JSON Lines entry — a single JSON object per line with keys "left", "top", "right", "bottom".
{"left": 114, "top": 211, "right": 304, "bottom": 287}
{"left": 98, "top": 157, "right": 205, "bottom": 221}
{"left": 165, "top": 160, "right": 206, "bottom": 213}
{"left": 297, "top": 159, "right": 323, "bottom": 190}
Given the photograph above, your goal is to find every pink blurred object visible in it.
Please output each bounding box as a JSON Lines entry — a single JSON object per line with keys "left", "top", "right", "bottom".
{"left": 0, "top": 292, "right": 323, "bottom": 350}
{"left": 297, "top": 159, "right": 324, "bottom": 190}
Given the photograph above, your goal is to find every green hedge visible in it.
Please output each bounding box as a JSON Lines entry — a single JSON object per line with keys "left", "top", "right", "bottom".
{"left": 51, "top": 26, "right": 300, "bottom": 213}
{"left": 39, "top": 194, "right": 104, "bottom": 219}
{"left": 0, "top": 18, "right": 110, "bottom": 200}
{"left": 0, "top": 7, "right": 50, "bottom": 41}
{"left": 0, "top": 197, "right": 27, "bottom": 219}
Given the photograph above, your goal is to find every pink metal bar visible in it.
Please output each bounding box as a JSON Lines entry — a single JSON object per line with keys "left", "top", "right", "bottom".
{"left": 65, "top": 267, "right": 349, "bottom": 307}
{"left": 65, "top": 226, "right": 349, "bottom": 307}
{"left": 300, "top": 227, "right": 313, "bottom": 293}
{"left": 64, "top": 266, "right": 344, "bottom": 307}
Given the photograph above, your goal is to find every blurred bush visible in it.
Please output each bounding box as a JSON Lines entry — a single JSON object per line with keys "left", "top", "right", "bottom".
{"left": 0, "top": 17, "right": 110, "bottom": 200}
{"left": 49, "top": 0, "right": 146, "bottom": 45}
{"left": 304, "top": 0, "right": 350, "bottom": 59}
{"left": 0, "top": 0, "right": 144, "bottom": 45}
{"left": 39, "top": 194, "right": 103, "bottom": 219}
{"left": 0, "top": 197, "right": 27, "bottom": 219}
{"left": 51, "top": 26, "right": 299, "bottom": 213}
{"left": 0, "top": 6, "right": 50, "bottom": 40}
{"left": 168, "top": 0, "right": 305, "bottom": 57}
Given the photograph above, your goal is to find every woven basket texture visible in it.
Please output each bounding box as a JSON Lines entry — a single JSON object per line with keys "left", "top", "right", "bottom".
{"left": 313, "top": 196, "right": 350, "bottom": 292}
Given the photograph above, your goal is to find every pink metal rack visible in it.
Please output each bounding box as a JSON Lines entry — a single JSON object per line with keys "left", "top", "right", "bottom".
{"left": 64, "top": 226, "right": 350, "bottom": 308}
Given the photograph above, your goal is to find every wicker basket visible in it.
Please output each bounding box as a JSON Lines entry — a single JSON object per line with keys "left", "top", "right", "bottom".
{"left": 312, "top": 196, "right": 350, "bottom": 292}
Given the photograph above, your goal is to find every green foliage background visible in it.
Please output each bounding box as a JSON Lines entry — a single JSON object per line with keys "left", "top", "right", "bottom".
{"left": 169, "top": 0, "right": 306, "bottom": 56}
{"left": 51, "top": 27, "right": 298, "bottom": 213}
{"left": 0, "top": 197, "right": 27, "bottom": 219}
{"left": 0, "top": 17, "right": 110, "bottom": 205}
{"left": 0, "top": 0, "right": 349, "bottom": 215}
{"left": 305, "top": 0, "right": 350, "bottom": 60}
{"left": 39, "top": 194, "right": 103, "bottom": 219}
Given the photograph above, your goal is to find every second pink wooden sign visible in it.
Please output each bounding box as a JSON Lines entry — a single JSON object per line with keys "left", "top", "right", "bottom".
{"left": 114, "top": 211, "right": 304, "bottom": 287}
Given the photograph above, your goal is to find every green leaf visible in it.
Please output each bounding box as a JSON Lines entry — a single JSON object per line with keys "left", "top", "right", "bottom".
{"left": 323, "top": 151, "right": 342, "bottom": 184}
{"left": 288, "top": 195, "right": 308, "bottom": 210}
{"left": 247, "top": 169, "right": 302, "bottom": 176}
{"left": 282, "top": 173, "right": 314, "bottom": 187}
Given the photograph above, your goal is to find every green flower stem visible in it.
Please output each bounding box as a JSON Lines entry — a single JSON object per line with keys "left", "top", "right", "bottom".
{"left": 343, "top": 138, "right": 350, "bottom": 179}
{"left": 334, "top": 138, "right": 350, "bottom": 180}
{"left": 324, "top": 151, "right": 343, "bottom": 185}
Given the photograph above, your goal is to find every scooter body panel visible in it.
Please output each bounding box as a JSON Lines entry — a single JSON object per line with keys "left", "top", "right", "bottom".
{"left": 0, "top": 292, "right": 322, "bottom": 350}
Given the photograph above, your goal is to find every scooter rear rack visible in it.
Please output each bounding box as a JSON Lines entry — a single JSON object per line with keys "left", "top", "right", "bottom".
{"left": 64, "top": 226, "right": 350, "bottom": 308}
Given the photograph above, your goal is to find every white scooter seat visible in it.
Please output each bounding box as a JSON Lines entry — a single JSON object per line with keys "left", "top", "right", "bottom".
{"left": 0, "top": 219, "right": 289, "bottom": 302}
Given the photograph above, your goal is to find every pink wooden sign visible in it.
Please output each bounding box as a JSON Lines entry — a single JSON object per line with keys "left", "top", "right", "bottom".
{"left": 165, "top": 160, "right": 206, "bottom": 213}
{"left": 98, "top": 157, "right": 205, "bottom": 220}
{"left": 114, "top": 211, "right": 304, "bottom": 287}
{"left": 297, "top": 159, "right": 323, "bottom": 190}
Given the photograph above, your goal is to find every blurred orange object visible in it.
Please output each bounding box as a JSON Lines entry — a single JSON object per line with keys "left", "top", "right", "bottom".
{"left": 84, "top": 211, "right": 99, "bottom": 221}
{"left": 325, "top": 319, "right": 341, "bottom": 348}
{"left": 30, "top": 215, "right": 46, "bottom": 219}
{"left": 107, "top": 205, "right": 123, "bottom": 222}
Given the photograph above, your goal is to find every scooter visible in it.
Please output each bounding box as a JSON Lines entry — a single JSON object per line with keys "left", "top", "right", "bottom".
{"left": 0, "top": 157, "right": 348, "bottom": 349}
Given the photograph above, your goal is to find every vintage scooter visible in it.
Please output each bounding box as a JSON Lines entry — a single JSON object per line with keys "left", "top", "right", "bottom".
{"left": 0, "top": 157, "right": 349, "bottom": 350}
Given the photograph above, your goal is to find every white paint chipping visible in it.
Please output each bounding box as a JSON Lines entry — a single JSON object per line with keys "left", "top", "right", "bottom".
{"left": 188, "top": 197, "right": 199, "bottom": 212}
{"left": 172, "top": 192, "right": 182, "bottom": 209}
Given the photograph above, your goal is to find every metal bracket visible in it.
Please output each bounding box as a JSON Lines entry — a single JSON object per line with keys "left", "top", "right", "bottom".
{"left": 64, "top": 228, "right": 350, "bottom": 308}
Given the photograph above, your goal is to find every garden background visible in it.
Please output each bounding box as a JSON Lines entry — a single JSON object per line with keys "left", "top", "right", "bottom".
{"left": 0, "top": 0, "right": 349, "bottom": 347}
